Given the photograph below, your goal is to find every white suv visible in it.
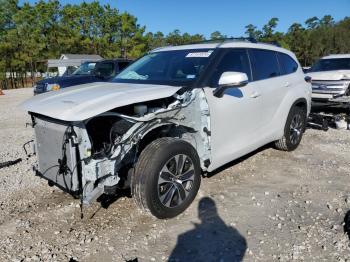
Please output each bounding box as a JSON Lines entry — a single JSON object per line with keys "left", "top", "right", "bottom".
{"left": 22, "top": 40, "right": 311, "bottom": 218}
{"left": 307, "top": 54, "right": 350, "bottom": 103}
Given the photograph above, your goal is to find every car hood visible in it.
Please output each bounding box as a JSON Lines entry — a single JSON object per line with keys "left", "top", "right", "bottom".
{"left": 37, "top": 75, "right": 94, "bottom": 86}
{"left": 307, "top": 70, "right": 350, "bottom": 81}
{"left": 21, "top": 82, "right": 182, "bottom": 121}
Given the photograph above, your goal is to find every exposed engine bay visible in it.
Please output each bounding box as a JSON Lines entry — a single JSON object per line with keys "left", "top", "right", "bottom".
{"left": 29, "top": 88, "right": 211, "bottom": 205}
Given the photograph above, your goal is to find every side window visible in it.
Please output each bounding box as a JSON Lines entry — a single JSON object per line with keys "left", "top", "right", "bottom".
{"left": 95, "top": 62, "right": 115, "bottom": 78}
{"left": 249, "top": 49, "right": 280, "bottom": 81}
{"left": 210, "top": 49, "right": 251, "bottom": 87}
{"left": 278, "top": 53, "right": 298, "bottom": 75}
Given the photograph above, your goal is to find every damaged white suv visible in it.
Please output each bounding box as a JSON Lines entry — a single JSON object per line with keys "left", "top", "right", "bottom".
{"left": 22, "top": 40, "right": 311, "bottom": 218}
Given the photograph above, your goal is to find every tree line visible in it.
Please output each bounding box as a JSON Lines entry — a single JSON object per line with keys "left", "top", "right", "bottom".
{"left": 1, "top": 0, "right": 349, "bottom": 89}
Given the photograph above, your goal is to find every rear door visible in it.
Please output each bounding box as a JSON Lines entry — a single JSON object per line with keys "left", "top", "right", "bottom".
{"left": 248, "top": 49, "right": 287, "bottom": 130}
{"left": 277, "top": 52, "right": 300, "bottom": 88}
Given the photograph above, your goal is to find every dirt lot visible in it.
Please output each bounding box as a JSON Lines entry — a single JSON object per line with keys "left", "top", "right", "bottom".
{"left": 0, "top": 88, "right": 350, "bottom": 262}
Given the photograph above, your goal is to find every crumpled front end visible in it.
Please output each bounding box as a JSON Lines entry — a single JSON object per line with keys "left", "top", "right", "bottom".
{"left": 29, "top": 88, "right": 211, "bottom": 205}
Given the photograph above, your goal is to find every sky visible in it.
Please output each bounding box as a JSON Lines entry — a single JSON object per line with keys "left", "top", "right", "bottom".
{"left": 20, "top": 0, "right": 350, "bottom": 38}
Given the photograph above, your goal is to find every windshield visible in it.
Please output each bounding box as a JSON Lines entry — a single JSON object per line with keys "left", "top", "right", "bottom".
{"left": 310, "top": 58, "right": 350, "bottom": 72}
{"left": 114, "top": 49, "right": 215, "bottom": 86}
{"left": 72, "top": 62, "right": 97, "bottom": 75}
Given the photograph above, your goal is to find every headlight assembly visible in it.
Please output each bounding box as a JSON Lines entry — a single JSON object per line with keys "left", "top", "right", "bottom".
{"left": 46, "top": 83, "right": 60, "bottom": 91}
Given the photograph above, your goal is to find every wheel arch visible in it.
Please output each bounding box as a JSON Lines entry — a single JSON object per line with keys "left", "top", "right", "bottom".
{"left": 137, "top": 123, "right": 198, "bottom": 157}
{"left": 286, "top": 98, "right": 308, "bottom": 132}
{"left": 292, "top": 98, "right": 308, "bottom": 112}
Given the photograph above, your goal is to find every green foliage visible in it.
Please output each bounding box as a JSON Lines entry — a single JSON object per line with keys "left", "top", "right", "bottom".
{"left": 210, "top": 31, "right": 227, "bottom": 40}
{"left": 244, "top": 16, "right": 350, "bottom": 66}
{"left": 0, "top": 0, "right": 208, "bottom": 88}
{"left": 0, "top": 1, "right": 349, "bottom": 89}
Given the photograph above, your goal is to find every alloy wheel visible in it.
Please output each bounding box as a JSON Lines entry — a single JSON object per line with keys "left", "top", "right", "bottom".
{"left": 290, "top": 114, "right": 303, "bottom": 145}
{"left": 157, "top": 154, "right": 195, "bottom": 208}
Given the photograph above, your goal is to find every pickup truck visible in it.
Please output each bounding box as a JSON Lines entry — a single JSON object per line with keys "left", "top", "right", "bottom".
{"left": 34, "top": 59, "right": 132, "bottom": 95}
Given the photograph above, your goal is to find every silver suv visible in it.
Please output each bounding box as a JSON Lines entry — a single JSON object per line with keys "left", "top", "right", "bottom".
{"left": 22, "top": 39, "right": 311, "bottom": 218}
{"left": 307, "top": 54, "right": 350, "bottom": 103}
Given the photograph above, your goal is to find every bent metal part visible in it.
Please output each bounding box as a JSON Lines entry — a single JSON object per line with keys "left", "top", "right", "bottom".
{"left": 24, "top": 86, "right": 211, "bottom": 205}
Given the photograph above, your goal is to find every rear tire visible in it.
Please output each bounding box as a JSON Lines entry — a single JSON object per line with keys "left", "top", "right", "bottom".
{"left": 275, "top": 106, "right": 306, "bottom": 151}
{"left": 132, "top": 138, "right": 201, "bottom": 219}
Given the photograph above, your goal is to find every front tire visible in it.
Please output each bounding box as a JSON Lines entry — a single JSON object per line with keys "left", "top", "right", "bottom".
{"left": 275, "top": 106, "right": 306, "bottom": 151}
{"left": 132, "top": 138, "right": 201, "bottom": 219}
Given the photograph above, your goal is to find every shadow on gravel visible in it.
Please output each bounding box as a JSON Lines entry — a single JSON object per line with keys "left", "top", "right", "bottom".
{"left": 89, "top": 189, "right": 132, "bottom": 219}
{"left": 169, "top": 197, "right": 247, "bottom": 262}
{"left": 344, "top": 210, "right": 350, "bottom": 240}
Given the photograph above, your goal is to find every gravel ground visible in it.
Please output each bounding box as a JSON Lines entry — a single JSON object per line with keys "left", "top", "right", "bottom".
{"left": 0, "top": 88, "right": 350, "bottom": 262}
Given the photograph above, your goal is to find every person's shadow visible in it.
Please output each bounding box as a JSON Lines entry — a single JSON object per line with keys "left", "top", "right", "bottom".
{"left": 169, "top": 197, "right": 247, "bottom": 262}
{"left": 344, "top": 210, "right": 350, "bottom": 240}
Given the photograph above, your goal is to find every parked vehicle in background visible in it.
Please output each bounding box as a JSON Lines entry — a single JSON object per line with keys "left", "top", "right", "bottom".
{"left": 34, "top": 59, "right": 132, "bottom": 95}
{"left": 45, "top": 54, "right": 103, "bottom": 77}
{"left": 307, "top": 54, "right": 350, "bottom": 103}
{"left": 22, "top": 39, "right": 311, "bottom": 219}
{"left": 302, "top": 66, "right": 310, "bottom": 73}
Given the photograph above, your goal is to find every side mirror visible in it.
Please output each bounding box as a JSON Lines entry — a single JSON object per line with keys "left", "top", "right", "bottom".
{"left": 213, "top": 72, "right": 249, "bottom": 98}
{"left": 304, "top": 75, "right": 312, "bottom": 83}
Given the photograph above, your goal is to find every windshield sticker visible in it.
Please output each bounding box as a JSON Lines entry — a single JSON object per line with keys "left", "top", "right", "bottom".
{"left": 186, "top": 75, "right": 196, "bottom": 79}
{"left": 186, "top": 50, "right": 213, "bottom": 58}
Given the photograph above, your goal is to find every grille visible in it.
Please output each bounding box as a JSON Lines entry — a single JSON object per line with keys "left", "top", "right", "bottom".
{"left": 312, "top": 80, "right": 347, "bottom": 87}
{"left": 312, "top": 80, "right": 347, "bottom": 94}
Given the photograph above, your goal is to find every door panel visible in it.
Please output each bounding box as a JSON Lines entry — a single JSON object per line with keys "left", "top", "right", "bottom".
{"left": 255, "top": 77, "right": 286, "bottom": 129}
{"left": 248, "top": 49, "right": 288, "bottom": 131}
{"left": 204, "top": 48, "right": 264, "bottom": 169}
{"left": 204, "top": 83, "right": 263, "bottom": 169}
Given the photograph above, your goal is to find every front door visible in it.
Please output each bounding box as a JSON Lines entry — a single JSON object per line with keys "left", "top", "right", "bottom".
{"left": 203, "top": 48, "right": 264, "bottom": 170}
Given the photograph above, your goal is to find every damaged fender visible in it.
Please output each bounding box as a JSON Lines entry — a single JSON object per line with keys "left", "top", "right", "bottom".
{"left": 23, "top": 87, "right": 211, "bottom": 205}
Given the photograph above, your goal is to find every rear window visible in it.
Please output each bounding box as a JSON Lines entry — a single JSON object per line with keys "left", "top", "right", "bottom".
{"left": 249, "top": 49, "right": 280, "bottom": 81}
{"left": 278, "top": 53, "right": 298, "bottom": 75}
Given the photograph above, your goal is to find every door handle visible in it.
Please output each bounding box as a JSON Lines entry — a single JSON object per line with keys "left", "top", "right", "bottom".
{"left": 250, "top": 91, "right": 261, "bottom": 98}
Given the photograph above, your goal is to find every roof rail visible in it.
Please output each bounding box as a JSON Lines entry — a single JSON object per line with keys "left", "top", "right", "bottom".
{"left": 190, "top": 37, "right": 258, "bottom": 45}
{"left": 151, "top": 46, "right": 167, "bottom": 52}
{"left": 150, "top": 38, "right": 282, "bottom": 52}
{"left": 258, "top": 41, "right": 281, "bottom": 47}
{"left": 191, "top": 37, "right": 284, "bottom": 48}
